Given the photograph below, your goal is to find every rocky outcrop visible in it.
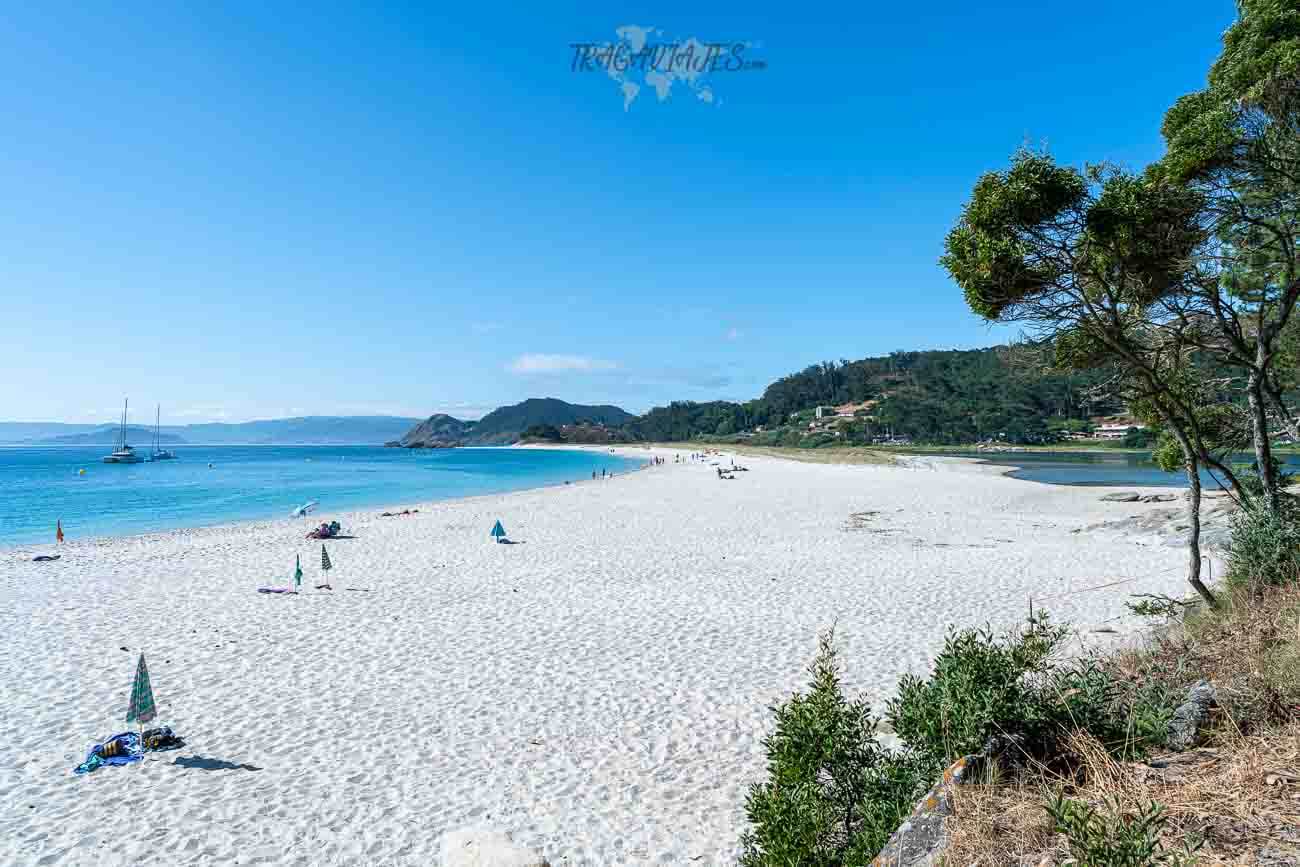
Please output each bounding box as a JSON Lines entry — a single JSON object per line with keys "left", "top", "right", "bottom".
{"left": 440, "top": 827, "right": 549, "bottom": 867}
{"left": 872, "top": 755, "right": 981, "bottom": 866}
{"left": 1167, "top": 680, "right": 1217, "bottom": 751}
{"left": 392, "top": 413, "right": 474, "bottom": 448}
{"left": 1099, "top": 491, "right": 1142, "bottom": 502}
{"left": 1075, "top": 497, "right": 1237, "bottom": 552}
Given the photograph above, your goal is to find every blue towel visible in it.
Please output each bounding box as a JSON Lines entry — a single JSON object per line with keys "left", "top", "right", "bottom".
{"left": 74, "top": 731, "right": 142, "bottom": 775}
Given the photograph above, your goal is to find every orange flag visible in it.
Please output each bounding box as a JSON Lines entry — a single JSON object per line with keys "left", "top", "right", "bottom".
{"left": 56, "top": 520, "right": 64, "bottom": 543}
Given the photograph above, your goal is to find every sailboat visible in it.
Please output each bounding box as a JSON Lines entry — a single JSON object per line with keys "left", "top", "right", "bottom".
{"left": 149, "top": 405, "right": 177, "bottom": 461}
{"left": 102, "top": 399, "right": 143, "bottom": 464}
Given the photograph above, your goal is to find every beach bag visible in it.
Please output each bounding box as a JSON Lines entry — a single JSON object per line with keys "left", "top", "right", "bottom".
{"left": 142, "top": 726, "right": 183, "bottom": 750}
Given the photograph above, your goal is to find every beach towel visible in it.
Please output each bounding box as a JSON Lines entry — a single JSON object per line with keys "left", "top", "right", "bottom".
{"left": 74, "top": 732, "right": 142, "bottom": 774}
{"left": 73, "top": 727, "right": 185, "bottom": 775}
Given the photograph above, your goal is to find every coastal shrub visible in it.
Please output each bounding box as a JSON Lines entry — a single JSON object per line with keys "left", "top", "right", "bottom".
{"left": 1234, "top": 456, "right": 1294, "bottom": 502}
{"left": 799, "top": 433, "right": 837, "bottom": 449}
{"left": 1045, "top": 793, "right": 1199, "bottom": 866}
{"left": 1047, "top": 660, "right": 1129, "bottom": 749}
{"left": 1226, "top": 502, "right": 1300, "bottom": 591}
{"left": 1125, "top": 593, "right": 1193, "bottom": 621}
{"left": 886, "top": 614, "right": 1070, "bottom": 764}
{"left": 741, "top": 630, "right": 934, "bottom": 866}
{"left": 887, "top": 614, "right": 1166, "bottom": 764}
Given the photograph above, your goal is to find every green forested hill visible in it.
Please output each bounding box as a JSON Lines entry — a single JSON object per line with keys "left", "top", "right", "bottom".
{"left": 631, "top": 347, "right": 1123, "bottom": 445}
{"left": 470, "top": 398, "right": 634, "bottom": 444}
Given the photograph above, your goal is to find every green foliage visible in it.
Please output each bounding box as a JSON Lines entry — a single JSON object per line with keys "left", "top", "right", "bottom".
{"left": 887, "top": 613, "right": 1170, "bottom": 767}
{"left": 632, "top": 345, "right": 1137, "bottom": 446}
{"left": 741, "top": 631, "right": 934, "bottom": 866}
{"left": 1226, "top": 502, "right": 1300, "bottom": 591}
{"left": 471, "top": 399, "right": 634, "bottom": 444}
{"left": 632, "top": 400, "right": 757, "bottom": 443}
{"left": 1083, "top": 172, "right": 1204, "bottom": 304}
{"left": 1235, "top": 456, "right": 1294, "bottom": 501}
{"left": 800, "top": 433, "right": 837, "bottom": 449}
{"left": 1123, "top": 427, "right": 1157, "bottom": 448}
{"left": 1159, "top": 0, "right": 1300, "bottom": 183}
{"left": 940, "top": 150, "right": 1085, "bottom": 320}
{"left": 1045, "top": 793, "right": 1199, "bottom": 866}
{"left": 1048, "top": 659, "right": 1131, "bottom": 749}
{"left": 1125, "top": 594, "right": 1192, "bottom": 621}
{"left": 886, "top": 614, "right": 1070, "bottom": 764}
{"left": 520, "top": 424, "right": 563, "bottom": 442}
{"left": 1151, "top": 432, "right": 1185, "bottom": 474}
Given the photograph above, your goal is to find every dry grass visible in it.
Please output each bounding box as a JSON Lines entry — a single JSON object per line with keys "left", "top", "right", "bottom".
{"left": 649, "top": 441, "right": 896, "bottom": 466}
{"left": 945, "top": 724, "right": 1300, "bottom": 865}
{"left": 1111, "top": 584, "right": 1300, "bottom": 735}
{"left": 941, "top": 585, "right": 1300, "bottom": 865}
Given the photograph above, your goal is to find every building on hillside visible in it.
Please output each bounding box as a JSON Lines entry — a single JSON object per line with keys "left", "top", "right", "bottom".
{"left": 1093, "top": 421, "right": 1145, "bottom": 440}
{"left": 833, "top": 400, "right": 878, "bottom": 418}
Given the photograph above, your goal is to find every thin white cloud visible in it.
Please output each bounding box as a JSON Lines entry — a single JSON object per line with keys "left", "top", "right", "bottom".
{"left": 174, "top": 406, "right": 230, "bottom": 420}
{"left": 507, "top": 354, "right": 619, "bottom": 374}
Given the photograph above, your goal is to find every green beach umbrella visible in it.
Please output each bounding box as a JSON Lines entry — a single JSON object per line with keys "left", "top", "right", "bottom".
{"left": 294, "top": 554, "right": 303, "bottom": 591}
{"left": 490, "top": 520, "right": 506, "bottom": 541}
{"left": 126, "top": 653, "right": 157, "bottom": 726}
{"left": 321, "top": 544, "right": 332, "bottom": 573}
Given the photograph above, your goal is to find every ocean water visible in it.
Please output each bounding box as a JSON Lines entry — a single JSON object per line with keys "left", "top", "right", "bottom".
{"left": 0, "top": 445, "right": 642, "bottom": 547}
{"left": 937, "top": 449, "right": 1300, "bottom": 488}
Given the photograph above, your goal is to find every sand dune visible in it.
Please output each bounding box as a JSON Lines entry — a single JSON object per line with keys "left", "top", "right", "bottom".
{"left": 0, "top": 449, "right": 1191, "bottom": 865}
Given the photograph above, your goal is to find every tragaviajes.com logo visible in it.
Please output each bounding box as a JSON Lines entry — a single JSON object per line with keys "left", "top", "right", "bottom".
{"left": 570, "top": 25, "right": 765, "bottom": 111}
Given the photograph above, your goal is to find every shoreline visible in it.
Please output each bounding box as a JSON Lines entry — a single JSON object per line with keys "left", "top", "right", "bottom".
{"left": 1, "top": 445, "right": 646, "bottom": 554}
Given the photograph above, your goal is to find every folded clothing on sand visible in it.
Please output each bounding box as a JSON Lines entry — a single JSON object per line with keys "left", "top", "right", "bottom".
{"left": 142, "top": 725, "right": 184, "bottom": 751}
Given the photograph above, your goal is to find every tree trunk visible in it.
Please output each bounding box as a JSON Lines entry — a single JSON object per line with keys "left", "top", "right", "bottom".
{"left": 1179, "top": 440, "right": 1218, "bottom": 609}
{"left": 1247, "top": 367, "right": 1280, "bottom": 514}
{"left": 1264, "top": 381, "right": 1300, "bottom": 442}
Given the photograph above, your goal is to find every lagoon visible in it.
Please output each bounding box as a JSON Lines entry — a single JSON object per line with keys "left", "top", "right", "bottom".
{"left": 935, "top": 449, "right": 1300, "bottom": 488}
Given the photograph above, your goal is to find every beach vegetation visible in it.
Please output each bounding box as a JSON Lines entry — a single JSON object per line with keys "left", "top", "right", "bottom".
{"left": 1226, "top": 499, "right": 1300, "bottom": 592}
{"left": 886, "top": 613, "right": 1164, "bottom": 767}
{"left": 740, "top": 630, "right": 934, "bottom": 866}
{"left": 1045, "top": 793, "right": 1199, "bottom": 867}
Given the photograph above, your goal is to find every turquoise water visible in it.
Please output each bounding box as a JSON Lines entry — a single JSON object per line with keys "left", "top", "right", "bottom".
{"left": 0, "top": 446, "right": 642, "bottom": 547}
{"left": 935, "top": 450, "right": 1300, "bottom": 487}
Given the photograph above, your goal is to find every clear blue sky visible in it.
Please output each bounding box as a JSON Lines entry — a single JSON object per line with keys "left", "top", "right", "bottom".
{"left": 1, "top": 2, "right": 1235, "bottom": 423}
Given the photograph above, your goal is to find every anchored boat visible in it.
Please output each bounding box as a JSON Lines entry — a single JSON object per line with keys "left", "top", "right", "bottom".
{"left": 102, "top": 399, "right": 143, "bottom": 464}
{"left": 149, "top": 404, "right": 176, "bottom": 461}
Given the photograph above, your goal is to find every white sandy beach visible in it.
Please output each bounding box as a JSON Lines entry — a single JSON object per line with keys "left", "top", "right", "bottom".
{"left": 1, "top": 449, "right": 1195, "bottom": 866}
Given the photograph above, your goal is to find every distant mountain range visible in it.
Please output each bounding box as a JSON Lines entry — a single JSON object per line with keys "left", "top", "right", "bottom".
{"left": 395, "top": 398, "right": 635, "bottom": 447}
{"left": 41, "top": 426, "right": 188, "bottom": 446}
{"left": 3, "top": 403, "right": 639, "bottom": 448}
{"left": 0, "top": 416, "right": 423, "bottom": 445}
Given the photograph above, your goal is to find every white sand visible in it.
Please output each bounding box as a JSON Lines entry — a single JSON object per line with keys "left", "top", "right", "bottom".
{"left": 0, "top": 449, "right": 1193, "bottom": 866}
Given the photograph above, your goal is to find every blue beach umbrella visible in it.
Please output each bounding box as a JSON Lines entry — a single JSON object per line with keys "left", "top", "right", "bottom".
{"left": 490, "top": 520, "right": 507, "bottom": 542}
